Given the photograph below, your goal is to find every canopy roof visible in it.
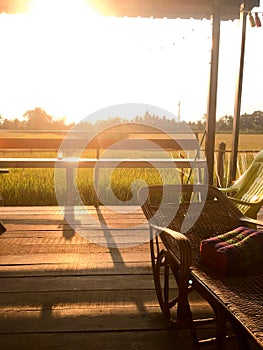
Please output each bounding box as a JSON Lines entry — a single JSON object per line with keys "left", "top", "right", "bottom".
{"left": 0, "top": 0, "right": 259, "bottom": 19}
{"left": 88, "top": 0, "right": 259, "bottom": 19}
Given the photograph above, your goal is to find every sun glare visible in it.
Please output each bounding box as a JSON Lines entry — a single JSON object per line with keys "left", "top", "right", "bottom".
{"left": 28, "top": 0, "right": 101, "bottom": 20}
{"left": 1, "top": 1, "right": 261, "bottom": 124}
{"left": 0, "top": 5, "right": 213, "bottom": 123}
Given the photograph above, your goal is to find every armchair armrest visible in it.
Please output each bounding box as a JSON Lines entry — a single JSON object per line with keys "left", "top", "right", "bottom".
{"left": 239, "top": 216, "right": 263, "bottom": 227}
{"left": 218, "top": 186, "right": 238, "bottom": 194}
{"left": 227, "top": 196, "right": 261, "bottom": 206}
{"left": 151, "top": 224, "right": 192, "bottom": 276}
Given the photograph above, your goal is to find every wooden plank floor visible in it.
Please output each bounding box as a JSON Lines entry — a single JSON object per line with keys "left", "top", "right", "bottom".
{"left": 0, "top": 206, "right": 262, "bottom": 350}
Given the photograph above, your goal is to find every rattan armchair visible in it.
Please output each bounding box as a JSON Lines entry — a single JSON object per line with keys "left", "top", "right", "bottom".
{"left": 219, "top": 150, "right": 263, "bottom": 219}
{"left": 138, "top": 184, "right": 263, "bottom": 350}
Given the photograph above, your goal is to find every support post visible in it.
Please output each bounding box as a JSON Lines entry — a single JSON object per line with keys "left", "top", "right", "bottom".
{"left": 217, "top": 141, "right": 226, "bottom": 187}
{"left": 229, "top": 3, "right": 247, "bottom": 184}
{"left": 205, "top": 2, "right": 221, "bottom": 185}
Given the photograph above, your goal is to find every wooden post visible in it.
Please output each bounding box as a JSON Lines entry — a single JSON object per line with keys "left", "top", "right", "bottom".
{"left": 66, "top": 167, "right": 74, "bottom": 206}
{"left": 229, "top": 3, "right": 246, "bottom": 184}
{"left": 65, "top": 151, "right": 75, "bottom": 207}
{"left": 217, "top": 141, "right": 226, "bottom": 187}
{"left": 205, "top": 2, "right": 221, "bottom": 185}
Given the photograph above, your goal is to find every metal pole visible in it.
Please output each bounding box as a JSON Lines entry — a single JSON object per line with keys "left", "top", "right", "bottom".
{"left": 229, "top": 3, "right": 247, "bottom": 183}
{"left": 205, "top": 2, "right": 221, "bottom": 185}
{"left": 178, "top": 101, "right": 181, "bottom": 123}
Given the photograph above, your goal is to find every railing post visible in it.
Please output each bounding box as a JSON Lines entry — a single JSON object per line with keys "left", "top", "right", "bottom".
{"left": 66, "top": 166, "right": 74, "bottom": 206}
{"left": 65, "top": 151, "right": 75, "bottom": 207}
{"left": 217, "top": 142, "right": 226, "bottom": 187}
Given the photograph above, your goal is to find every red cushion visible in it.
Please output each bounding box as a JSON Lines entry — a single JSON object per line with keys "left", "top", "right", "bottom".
{"left": 200, "top": 226, "right": 263, "bottom": 276}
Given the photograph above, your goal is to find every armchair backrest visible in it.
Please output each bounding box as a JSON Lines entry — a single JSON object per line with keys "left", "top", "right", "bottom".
{"left": 223, "top": 150, "right": 263, "bottom": 218}
{"left": 138, "top": 184, "right": 244, "bottom": 263}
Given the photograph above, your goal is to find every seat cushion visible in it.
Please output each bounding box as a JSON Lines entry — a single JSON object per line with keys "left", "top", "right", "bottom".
{"left": 200, "top": 226, "right": 263, "bottom": 276}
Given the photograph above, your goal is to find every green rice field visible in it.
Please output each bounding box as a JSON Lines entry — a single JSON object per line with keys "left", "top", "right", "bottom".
{"left": 0, "top": 133, "right": 261, "bottom": 206}
{"left": 0, "top": 168, "right": 185, "bottom": 206}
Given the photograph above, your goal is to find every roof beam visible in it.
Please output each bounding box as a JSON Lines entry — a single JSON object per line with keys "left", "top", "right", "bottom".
{"left": 0, "top": 0, "right": 259, "bottom": 19}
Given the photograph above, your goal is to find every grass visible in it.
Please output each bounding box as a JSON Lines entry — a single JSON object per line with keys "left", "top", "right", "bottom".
{"left": 0, "top": 168, "right": 184, "bottom": 206}
{"left": 0, "top": 133, "right": 261, "bottom": 206}
{"left": 215, "top": 134, "right": 263, "bottom": 150}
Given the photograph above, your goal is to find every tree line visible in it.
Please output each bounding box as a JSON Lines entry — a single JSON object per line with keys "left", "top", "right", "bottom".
{"left": 189, "top": 110, "right": 263, "bottom": 133}
{"left": 0, "top": 107, "right": 262, "bottom": 133}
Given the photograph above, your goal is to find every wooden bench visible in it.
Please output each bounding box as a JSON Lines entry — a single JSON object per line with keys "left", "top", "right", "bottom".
{"left": 138, "top": 184, "right": 263, "bottom": 350}
{"left": 0, "top": 129, "right": 207, "bottom": 206}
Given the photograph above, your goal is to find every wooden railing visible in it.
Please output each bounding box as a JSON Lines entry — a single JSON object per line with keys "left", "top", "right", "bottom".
{"left": 1, "top": 130, "right": 260, "bottom": 204}
{"left": 0, "top": 130, "right": 206, "bottom": 206}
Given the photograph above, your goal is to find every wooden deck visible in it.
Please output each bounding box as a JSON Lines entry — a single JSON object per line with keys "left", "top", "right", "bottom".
{"left": 0, "top": 206, "right": 262, "bottom": 350}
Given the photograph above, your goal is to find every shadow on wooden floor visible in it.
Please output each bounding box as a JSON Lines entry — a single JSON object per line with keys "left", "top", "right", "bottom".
{"left": 1, "top": 205, "right": 259, "bottom": 349}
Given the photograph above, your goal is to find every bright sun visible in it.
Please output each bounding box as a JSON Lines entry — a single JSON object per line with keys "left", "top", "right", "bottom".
{"left": 28, "top": 0, "right": 100, "bottom": 19}
{"left": 12, "top": 0, "right": 110, "bottom": 122}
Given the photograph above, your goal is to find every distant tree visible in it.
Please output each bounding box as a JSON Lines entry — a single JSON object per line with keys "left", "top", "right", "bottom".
{"left": 21, "top": 108, "right": 70, "bottom": 130}
{"left": 252, "top": 110, "right": 263, "bottom": 130}
{"left": 23, "top": 108, "right": 53, "bottom": 129}
{"left": 93, "top": 117, "right": 123, "bottom": 132}
{"left": 13, "top": 118, "right": 23, "bottom": 129}
{"left": 216, "top": 112, "right": 263, "bottom": 133}
{"left": 240, "top": 111, "right": 263, "bottom": 132}
{"left": 47, "top": 117, "right": 72, "bottom": 130}
{"left": 1, "top": 108, "right": 262, "bottom": 132}
{"left": 216, "top": 115, "right": 233, "bottom": 131}
{"left": 188, "top": 120, "right": 205, "bottom": 133}
{"left": 134, "top": 112, "right": 181, "bottom": 132}
{"left": 1, "top": 118, "right": 16, "bottom": 129}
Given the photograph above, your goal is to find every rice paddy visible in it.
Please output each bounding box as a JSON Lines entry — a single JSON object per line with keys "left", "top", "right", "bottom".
{"left": 0, "top": 133, "right": 261, "bottom": 206}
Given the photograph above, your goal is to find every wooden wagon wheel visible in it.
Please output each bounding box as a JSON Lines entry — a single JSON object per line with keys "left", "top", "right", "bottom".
{"left": 153, "top": 248, "right": 180, "bottom": 323}
{"left": 151, "top": 240, "right": 199, "bottom": 350}
{"left": 149, "top": 228, "right": 182, "bottom": 324}
{"left": 150, "top": 231, "right": 195, "bottom": 327}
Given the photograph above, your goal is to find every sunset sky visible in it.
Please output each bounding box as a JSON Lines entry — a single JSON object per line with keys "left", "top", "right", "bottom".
{"left": 0, "top": 0, "right": 262, "bottom": 124}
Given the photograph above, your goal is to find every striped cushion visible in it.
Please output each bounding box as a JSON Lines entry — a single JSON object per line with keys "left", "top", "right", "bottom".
{"left": 200, "top": 227, "right": 263, "bottom": 276}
